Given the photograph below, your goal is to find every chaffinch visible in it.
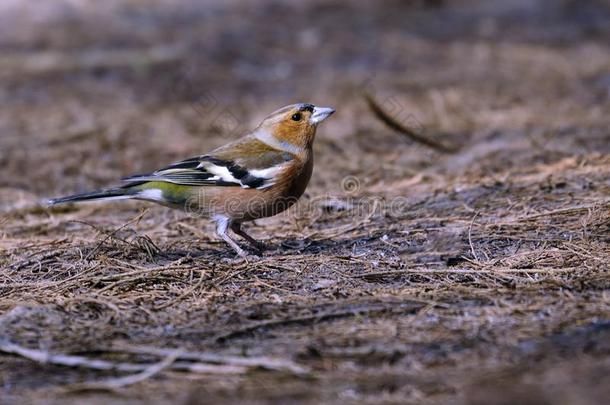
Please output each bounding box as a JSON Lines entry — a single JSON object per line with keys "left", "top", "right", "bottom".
{"left": 49, "top": 103, "right": 335, "bottom": 257}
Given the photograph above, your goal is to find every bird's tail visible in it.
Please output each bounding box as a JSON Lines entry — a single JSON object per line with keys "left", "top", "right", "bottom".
{"left": 47, "top": 187, "right": 135, "bottom": 206}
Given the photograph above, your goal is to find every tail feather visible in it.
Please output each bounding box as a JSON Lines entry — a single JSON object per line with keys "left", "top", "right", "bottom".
{"left": 47, "top": 187, "right": 134, "bottom": 206}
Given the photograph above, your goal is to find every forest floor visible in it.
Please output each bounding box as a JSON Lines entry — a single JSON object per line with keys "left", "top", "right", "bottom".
{"left": 1, "top": 1, "right": 609, "bottom": 404}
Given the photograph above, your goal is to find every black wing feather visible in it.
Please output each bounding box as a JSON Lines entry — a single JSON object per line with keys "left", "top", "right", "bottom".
{"left": 122, "top": 155, "right": 270, "bottom": 188}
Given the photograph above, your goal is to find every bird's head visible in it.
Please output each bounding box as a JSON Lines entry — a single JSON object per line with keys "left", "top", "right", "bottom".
{"left": 256, "top": 103, "right": 335, "bottom": 150}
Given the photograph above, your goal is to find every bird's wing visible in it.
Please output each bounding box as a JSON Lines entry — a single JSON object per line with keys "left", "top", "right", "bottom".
{"left": 122, "top": 137, "right": 294, "bottom": 190}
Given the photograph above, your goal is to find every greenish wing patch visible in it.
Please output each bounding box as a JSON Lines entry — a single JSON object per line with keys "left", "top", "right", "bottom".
{"left": 131, "top": 181, "right": 198, "bottom": 205}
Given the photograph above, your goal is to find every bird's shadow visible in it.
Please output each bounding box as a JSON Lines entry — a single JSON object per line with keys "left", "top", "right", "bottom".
{"left": 151, "top": 237, "right": 363, "bottom": 262}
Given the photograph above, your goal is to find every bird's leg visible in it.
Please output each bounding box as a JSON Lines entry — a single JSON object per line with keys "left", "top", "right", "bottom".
{"left": 230, "top": 222, "right": 267, "bottom": 252}
{"left": 213, "top": 215, "right": 247, "bottom": 257}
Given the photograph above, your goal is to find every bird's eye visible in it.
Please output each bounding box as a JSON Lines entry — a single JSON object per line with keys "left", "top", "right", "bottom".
{"left": 291, "top": 113, "right": 302, "bottom": 122}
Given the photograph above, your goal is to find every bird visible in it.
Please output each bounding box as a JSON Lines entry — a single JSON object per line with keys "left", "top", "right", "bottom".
{"left": 48, "top": 103, "right": 335, "bottom": 257}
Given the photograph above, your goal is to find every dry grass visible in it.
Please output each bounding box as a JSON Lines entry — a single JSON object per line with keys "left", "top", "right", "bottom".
{"left": 1, "top": 0, "right": 610, "bottom": 404}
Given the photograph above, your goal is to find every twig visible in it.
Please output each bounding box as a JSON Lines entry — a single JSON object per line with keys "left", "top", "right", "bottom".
{"left": 0, "top": 340, "right": 269, "bottom": 379}
{"left": 468, "top": 212, "right": 481, "bottom": 263}
{"left": 0, "top": 340, "right": 148, "bottom": 372}
{"left": 71, "top": 350, "right": 182, "bottom": 390}
{"left": 109, "top": 345, "right": 309, "bottom": 375}
{"left": 364, "top": 92, "right": 457, "bottom": 153}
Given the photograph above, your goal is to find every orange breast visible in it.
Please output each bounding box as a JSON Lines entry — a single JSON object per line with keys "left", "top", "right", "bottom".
{"left": 184, "top": 152, "right": 313, "bottom": 222}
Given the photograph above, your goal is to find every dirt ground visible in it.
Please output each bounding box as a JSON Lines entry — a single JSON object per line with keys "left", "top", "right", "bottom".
{"left": 1, "top": 0, "right": 610, "bottom": 403}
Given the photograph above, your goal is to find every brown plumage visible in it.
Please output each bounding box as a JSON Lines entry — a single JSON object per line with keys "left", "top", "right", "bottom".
{"left": 48, "top": 103, "right": 335, "bottom": 257}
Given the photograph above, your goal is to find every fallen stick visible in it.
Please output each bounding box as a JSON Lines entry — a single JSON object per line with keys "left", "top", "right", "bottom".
{"left": 364, "top": 92, "right": 458, "bottom": 153}
{"left": 110, "top": 344, "right": 309, "bottom": 375}
{"left": 0, "top": 340, "right": 149, "bottom": 372}
{"left": 0, "top": 339, "right": 301, "bottom": 382}
{"left": 64, "top": 361, "right": 246, "bottom": 393}
{"left": 71, "top": 350, "right": 182, "bottom": 391}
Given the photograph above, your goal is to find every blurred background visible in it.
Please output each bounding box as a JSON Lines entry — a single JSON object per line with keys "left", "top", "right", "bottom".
{"left": 1, "top": 1, "right": 610, "bottom": 404}
{"left": 1, "top": 0, "right": 609, "bottom": 204}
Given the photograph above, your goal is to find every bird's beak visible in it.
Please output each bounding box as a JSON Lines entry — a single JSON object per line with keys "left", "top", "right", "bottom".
{"left": 310, "top": 106, "right": 335, "bottom": 124}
